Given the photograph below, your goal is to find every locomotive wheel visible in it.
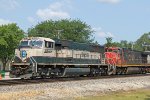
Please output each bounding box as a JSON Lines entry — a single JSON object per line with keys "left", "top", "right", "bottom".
{"left": 30, "top": 76, "right": 37, "bottom": 79}
{"left": 116, "top": 68, "right": 122, "bottom": 75}
{"left": 90, "top": 68, "right": 101, "bottom": 77}
{"left": 123, "top": 67, "right": 128, "bottom": 74}
{"left": 140, "top": 68, "right": 146, "bottom": 74}
{"left": 116, "top": 67, "right": 127, "bottom": 75}
{"left": 107, "top": 64, "right": 116, "bottom": 75}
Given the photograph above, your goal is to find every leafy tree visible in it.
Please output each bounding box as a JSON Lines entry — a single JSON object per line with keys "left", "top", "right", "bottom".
{"left": 105, "top": 37, "right": 113, "bottom": 47}
{"left": 120, "top": 40, "right": 128, "bottom": 48}
{"left": 105, "top": 37, "right": 134, "bottom": 49}
{"left": 133, "top": 32, "right": 150, "bottom": 51}
{"left": 0, "top": 23, "right": 24, "bottom": 70}
{"left": 119, "top": 40, "right": 133, "bottom": 49}
{"left": 28, "top": 19, "right": 94, "bottom": 43}
{"left": 112, "top": 42, "right": 121, "bottom": 47}
{"left": 128, "top": 42, "right": 134, "bottom": 49}
{"left": 105, "top": 32, "right": 150, "bottom": 51}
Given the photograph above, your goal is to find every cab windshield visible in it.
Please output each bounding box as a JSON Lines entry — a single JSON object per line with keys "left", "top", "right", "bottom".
{"left": 20, "top": 41, "right": 28, "bottom": 46}
{"left": 20, "top": 40, "right": 43, "bottom": 48}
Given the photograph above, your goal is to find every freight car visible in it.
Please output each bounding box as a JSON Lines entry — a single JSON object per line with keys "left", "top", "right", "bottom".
{"left": 10, "top": 37, "right": 150, "bottom": 79}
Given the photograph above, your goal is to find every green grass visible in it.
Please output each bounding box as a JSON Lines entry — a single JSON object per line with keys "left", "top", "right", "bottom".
{"left": 77, "top": 89, "right": 150, "bottom": 100}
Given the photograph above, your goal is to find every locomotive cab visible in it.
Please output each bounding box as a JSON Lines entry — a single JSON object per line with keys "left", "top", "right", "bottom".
{"left": 10, "top": 37, "right": 55, "bottom": 78}
{"left": 14, "top": 37, "right": 55, "bottom": 63}
{"left": 105, "top": 47, "right": 123, "bottom": 65}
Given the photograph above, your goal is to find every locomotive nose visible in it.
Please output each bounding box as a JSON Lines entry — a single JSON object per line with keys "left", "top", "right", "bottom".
{"left": 20, "top": 50, "right": 28, "bottom": 62}
{"left": 21, "top": 50, "right": 27, "bottom": 58}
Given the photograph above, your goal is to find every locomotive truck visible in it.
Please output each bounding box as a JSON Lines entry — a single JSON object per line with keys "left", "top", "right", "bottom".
{"left": 10, "top": 37, "right": 150, "bottom": 79}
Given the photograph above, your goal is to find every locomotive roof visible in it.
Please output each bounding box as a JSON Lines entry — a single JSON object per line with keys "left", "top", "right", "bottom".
{"left": 22, "top": 37, "right": 55, "bottom": 42}
{"left": 143, "top": 51, "right": 150, "bottom": 55}
{"left": 105, "top": 47, "right": 122, "bottom": 50}
{"left": 54, "top": 39, "right": 104, "bottom": 52}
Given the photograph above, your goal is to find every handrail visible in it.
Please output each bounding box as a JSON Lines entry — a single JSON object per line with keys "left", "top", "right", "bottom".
{"left": 30, "top": 56, "right": 37, "bottom": 73}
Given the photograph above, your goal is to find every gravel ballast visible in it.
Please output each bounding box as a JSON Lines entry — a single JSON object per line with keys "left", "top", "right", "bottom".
{"left": 0, "top": 76, "right": 150, "bottom": 100}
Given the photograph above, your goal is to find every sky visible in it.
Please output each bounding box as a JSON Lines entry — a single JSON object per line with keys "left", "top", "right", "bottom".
{"left": 0, "top": 0, "right": 150, "bottom": 45}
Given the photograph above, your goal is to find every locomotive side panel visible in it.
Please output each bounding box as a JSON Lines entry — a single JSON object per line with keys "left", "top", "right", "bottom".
{"left": 122, "top": 48, "right": 143, "bottom": 65}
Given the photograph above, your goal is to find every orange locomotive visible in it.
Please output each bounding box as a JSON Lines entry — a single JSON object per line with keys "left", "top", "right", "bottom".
{"left": 105, "top": 47, "right": 150, "bottom": 74}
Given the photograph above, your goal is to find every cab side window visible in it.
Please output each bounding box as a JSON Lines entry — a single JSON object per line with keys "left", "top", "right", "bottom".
{"left": 45, "top": 41, "right": 54, "bottom": 48}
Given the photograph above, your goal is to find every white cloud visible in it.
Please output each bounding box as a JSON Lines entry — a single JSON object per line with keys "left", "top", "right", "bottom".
{"left": 106, "top": 32, "right": 115, "bottom": 37}
{"left": 0, "top": 0, "right": 19, "bottom": 10}
{"left": 97, "top": 31, "right": 115, "bottom": 38}
{"left": 97, "top": 0, "right": 121, "bottom": 4}
{"left": 27, "top": 17, "right": 35, "bottom": 24}
{"left": 36, "top": 2, "right": 70, "bottom": 20}
{"left": 0, "top": 18, "right": 13, "bottom": 25}
{"left": 93, "top": 27, "right": 115, "bottom": 38}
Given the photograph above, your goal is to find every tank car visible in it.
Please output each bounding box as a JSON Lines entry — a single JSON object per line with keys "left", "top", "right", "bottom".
{"left": 10, "top": 37, "right": 106, "bottom": 79}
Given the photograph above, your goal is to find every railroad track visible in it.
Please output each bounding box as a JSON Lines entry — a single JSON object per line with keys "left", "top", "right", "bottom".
{"left": 0, "top": 74, "right": 150, "bottom": 86}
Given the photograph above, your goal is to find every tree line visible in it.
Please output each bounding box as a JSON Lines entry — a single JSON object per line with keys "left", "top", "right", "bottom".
{"left": 105, "top": 32, "right": 150, "bottom": 51}
{"left": 0, "top": 19, "right": 149, "bottom": 70}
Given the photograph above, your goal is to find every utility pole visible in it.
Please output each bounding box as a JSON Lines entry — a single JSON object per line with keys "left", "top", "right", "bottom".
{"left": 142, "top": 34, "right": 150, "bottom": 51}
{"left": 131, "top": 42, "right": 135, "bottom": 50}
{"left": 56, "top": 30, "right": 63, "bottom": 39}
{"left": 142, "top": 42, "right": 150, "bottom": 51}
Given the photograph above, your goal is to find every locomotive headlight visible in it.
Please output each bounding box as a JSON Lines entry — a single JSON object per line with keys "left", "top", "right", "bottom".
{"left": 20, "top": 50, "right": 27, "bottom": 58}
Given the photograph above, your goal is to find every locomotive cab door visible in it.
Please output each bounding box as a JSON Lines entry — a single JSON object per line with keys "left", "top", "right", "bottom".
{"left": 43, "top": 40, "right": 56, "bottom": 57}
